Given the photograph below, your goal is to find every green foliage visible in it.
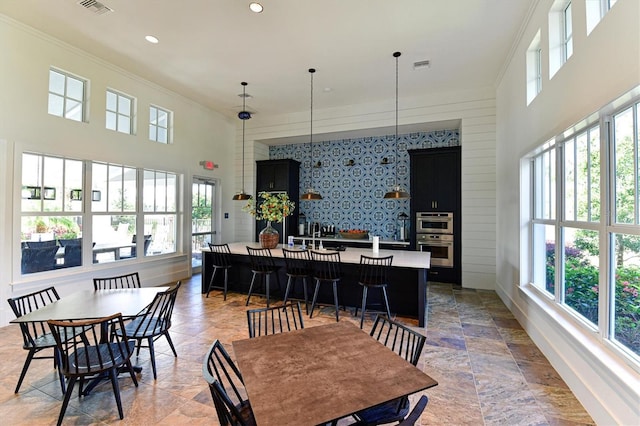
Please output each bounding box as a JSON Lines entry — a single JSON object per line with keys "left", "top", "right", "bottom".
{"left": 546, "top": 242, "right": 640, "bottom": 356}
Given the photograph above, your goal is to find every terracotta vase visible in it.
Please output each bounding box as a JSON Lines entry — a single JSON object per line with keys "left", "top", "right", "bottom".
{"left": 259, "top": 221, "right": 279, "bottom": 249}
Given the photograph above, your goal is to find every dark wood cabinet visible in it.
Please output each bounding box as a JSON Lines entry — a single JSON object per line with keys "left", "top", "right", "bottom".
{"left": 410, "top": 147, "right": 460, "bottom": 212}
{"left": 409, "top": 146, "right": 461, "bottom": 284}
{"left": 255, "top": 159, "right": 300, "bottom": 243}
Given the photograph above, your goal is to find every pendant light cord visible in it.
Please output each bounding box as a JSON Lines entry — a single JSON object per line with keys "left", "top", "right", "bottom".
{"left": 309, "top": 68, "right": 315, "bottom": 190}
{"left": 241, "top": 82, "right": 247, "bottom": 193}
{"left": 394, "top": 51, "right": 400, "bottom": 189}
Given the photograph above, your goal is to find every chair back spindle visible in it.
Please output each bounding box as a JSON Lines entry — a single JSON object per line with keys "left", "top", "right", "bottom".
{"left": 247, "top": 302, "right": 304, "bottom": 338}
{"left": 93, "top": 272, "right": 142, "bottom": 290}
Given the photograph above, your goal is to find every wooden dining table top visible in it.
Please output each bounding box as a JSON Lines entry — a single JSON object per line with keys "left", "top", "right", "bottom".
{"left": 232, "top": 321, "right": 438, "bottom": 426}
{"left": 10, "top": 287, "right": 169, "bottom": 323}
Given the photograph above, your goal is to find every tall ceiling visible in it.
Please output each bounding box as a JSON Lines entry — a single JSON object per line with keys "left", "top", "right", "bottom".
{"left": 1, "top": 0, "right": 533, "bottom": 121}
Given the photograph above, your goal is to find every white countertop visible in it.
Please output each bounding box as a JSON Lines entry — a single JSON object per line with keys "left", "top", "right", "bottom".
{"left": 215, "top": 242, "right": 430, "bottom": 269}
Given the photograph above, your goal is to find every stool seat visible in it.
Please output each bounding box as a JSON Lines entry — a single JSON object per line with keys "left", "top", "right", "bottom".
{"left": 206, "top": 243, "right": 233, "bottom": 300}
{"left": 357, "top": 255, "right": 393, "bottom": 329}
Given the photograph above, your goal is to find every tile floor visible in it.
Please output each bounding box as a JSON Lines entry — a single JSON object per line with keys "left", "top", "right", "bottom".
{"left": 0, "top": 276, "right": 594, "bottom": 425}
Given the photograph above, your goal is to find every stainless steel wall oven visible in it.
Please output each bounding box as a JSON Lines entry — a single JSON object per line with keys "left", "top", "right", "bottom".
{"left": 416, "top": 212, "right": 454, "bottom": 268}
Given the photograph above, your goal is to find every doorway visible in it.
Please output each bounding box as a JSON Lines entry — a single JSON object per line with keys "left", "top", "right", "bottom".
{"left": 191, "top": 177, "right": 216, "bottom": 271}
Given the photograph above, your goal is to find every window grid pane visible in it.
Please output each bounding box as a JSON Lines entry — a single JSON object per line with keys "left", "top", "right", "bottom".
{"left": 48, "top": 69, "right": 85, "bottom": 122}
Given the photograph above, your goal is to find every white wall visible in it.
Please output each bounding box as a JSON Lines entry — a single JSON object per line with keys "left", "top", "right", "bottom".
{"left": 496, "top": 0, "right": 640, "bottom": 423}
{"left": 246, "top": 86, "right": 498, "bottom": 290}
{"left": 0, "top": 16, "right": 236, "bottom": 325}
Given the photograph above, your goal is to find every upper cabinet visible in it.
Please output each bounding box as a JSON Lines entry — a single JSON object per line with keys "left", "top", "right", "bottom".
{"left": 255, "top": 159, "right": 301, "bottom": 242}
{"left": 409, "top": 147, "right": 461, "bottom": 213}
{"left": 256, "top": 159, "right": 300, "bottom": 192}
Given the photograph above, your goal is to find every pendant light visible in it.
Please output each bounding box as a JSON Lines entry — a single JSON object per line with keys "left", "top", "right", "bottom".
{"left": 301, "top": 68, "right": 323, "bottom": 201}
{"left": 383, "top": 52, "right": 410, "bottom": 200}
{"left": 232, "top": 82, "right": 253, "bottom": 201}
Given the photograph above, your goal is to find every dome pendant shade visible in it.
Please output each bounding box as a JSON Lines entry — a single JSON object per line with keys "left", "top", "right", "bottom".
{"left": 232, "top": 191, "right": 252, "bottom": 201}
{"left": 301, "top": 188, "right": 322, "bottom": 200}
{"left": 301, "top": 68, "right": 322, "bottom": 201}
{"left": 384, "top": 185, "right": 410, "bottom": 199}
{"left": 384, "top": 51, "right": 410, "bottom": 200}
{"left": 233, "top": 82, "right": 253, "bottom": 201}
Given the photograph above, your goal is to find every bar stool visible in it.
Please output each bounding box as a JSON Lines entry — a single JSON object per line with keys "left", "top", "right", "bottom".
{"left": 206, "top": 243, "right": 233, "bottom": 300}
{"left": 309, "top": 250, "right": 342, "bottom": 322}
{"left": 246, "top": 246, "right": 281, "bottom": 308}
{"left": 357, "top": 255, "right": 393, "bottom": 329}
{"left": 282, "top": 248, "right": 312, "bottom": 314}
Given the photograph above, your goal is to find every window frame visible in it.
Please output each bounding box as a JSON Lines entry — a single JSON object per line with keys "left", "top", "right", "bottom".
{"left": 106, "top": 88, "right": 135, "bottom": 135}
{"left": 524, "top": 89, "right": 640, "bottom": 365}
{"left": 149, "top": 104, "right": 172, "bottom": 144}
{"left": 48, "top": 68, "right": 87, "bottom": 122}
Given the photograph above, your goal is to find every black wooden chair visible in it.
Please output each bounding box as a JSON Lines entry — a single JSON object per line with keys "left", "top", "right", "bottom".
{"left": 206, "top": 243, "right": 233, "bottom": 300}
{"left": 114, "top": 281, "right": 181, "bottom": 379}
{"left": 309, "top": 250, "right": 342, "bottom": 321}
{"left": 352, "top": 315, "right": 427, "bottom": 425}
{"left": 7, "top": 286, "right": 65, "bottom": 393}
{"left": 48, "top": 313, "right": 138, "bottom": 426}
{"left": 202, "top": 340, "right": 256, "bottom": 426}
{"left": 246, "top": 301, "right": 304, "bottom": 338}
{"left": 282, "top": 248, "right": 312, "bottom": 314}
{"left": 93, "top": 272, "right": 142, "bottom": 290}
{"left": 356, "top": 255, "right": 393, "bottom": 329}
{"left": 397, "top": 395, "right": 429, "bottom": 426}
{"left": 245, "top": 247, "right": 281, "bottom": 308}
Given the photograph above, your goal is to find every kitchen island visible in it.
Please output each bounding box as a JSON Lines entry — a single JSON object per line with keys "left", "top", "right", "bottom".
{"left": 202, "top": 242, "right": 430, "bottom": 326}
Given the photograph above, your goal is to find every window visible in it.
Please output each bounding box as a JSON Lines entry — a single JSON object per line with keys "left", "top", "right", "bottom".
{"left": 48, "top": 68, "right": 86, "bottom": 122}
{"left": 149, "top": 105, "right": 171, "bottom": 143}
{"left": 106, "top": 89, "right": 134, "bottom": 134}
{"left": 586, "top": 0, "right": 618, "bottom": 34}
{"left": 531, "top": 145, "right": 556, "bottom": 295}
{"left": 548, "top": 0, "right": 573, "bottom": 78}
{"left": 142, "top": 170, "right": 177, "bottom": 256}
{"left": 563, "top": 2, "right": 573, "bottom": 62}
{"left": 526, "top": 30, "right": 543, "bottom": 105}
{"left": 526, "top": 91, "right": 640, "bottom": 361}
{"left": 20, "top": 153, "right": 84, "bottom": 274}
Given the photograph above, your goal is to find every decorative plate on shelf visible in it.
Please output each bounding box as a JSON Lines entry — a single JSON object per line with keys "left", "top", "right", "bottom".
{"left": 339, "top": 230, "right": 369, "bottom": 240}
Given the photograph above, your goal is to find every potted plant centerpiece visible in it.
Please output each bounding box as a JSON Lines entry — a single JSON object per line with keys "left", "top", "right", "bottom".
{"left": 243, "top": 191, "right": 296, "bottom": 248}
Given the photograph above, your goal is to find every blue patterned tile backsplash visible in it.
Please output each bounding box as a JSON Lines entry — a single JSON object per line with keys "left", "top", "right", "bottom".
{"left": 269, "top": 129, "right": 460, "bottom": 240}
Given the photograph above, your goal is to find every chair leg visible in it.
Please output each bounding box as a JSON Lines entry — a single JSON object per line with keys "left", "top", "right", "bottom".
{"left": 360, "top": 286, "right": 368, "bottom": 329}
{"left": 14, "top": 349, "right": 36, "bottom": 393}
{"left": 206, "top": 267, "right": 219, "bottom": 298}
{"left": 164, "top": 331, "right": 178, "bottom": 357}
{"left": 56, "top": 376, "right": 77, "bottom": 426}
{"left": 125, "top": 359, "right": 139, "bottom": 387}
{"left": 309, "top": 279, "right": 321, "bottom": 318}
{"left": 332, "top": 281, "right": 340, "bottom": 322}
{"left": 147, "top": 337, "right": 158, "bottom": 380}
{"left": 223, "top": 268, "right": 228, "bottom": 300}
{"left": 283, "top": 276, "right": 294, "bottom": 305}
{"left": 266, "top": 274, "right": 271, "bottom": 308}
{"left": 302, "top": 277, "right": 310, "bottom": 314}
{"left": 54, "top": 348, "right": 66, "bottom": 394}
{"left": 382, "top": 287, "right": 392, "bottom": 319}
{"left": 246, "top": 273, "right": 258, "bottom": 306}
{"left": 108, "top": 368, "right": 124, "bottom": 419}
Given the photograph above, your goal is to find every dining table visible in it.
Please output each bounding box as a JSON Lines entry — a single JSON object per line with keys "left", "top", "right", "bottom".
{"left": 9, "top": 287, "right": 169, "bottom": 323}
{"left": 10, "top": 286, "right": 169, "bottom": 393}
{"left": 232, "top": 321, "right": 438, "bottom": 426}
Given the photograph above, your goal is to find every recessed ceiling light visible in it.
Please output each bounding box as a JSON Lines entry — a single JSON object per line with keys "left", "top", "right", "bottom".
{"left": 249, "top": 2, "right": 263, "bottom": 13}
{"left": 323, "top": 87, "right": 332, "bottom": 93}
{"left": 145, "top": 35, "right": 159, "bottom": 44}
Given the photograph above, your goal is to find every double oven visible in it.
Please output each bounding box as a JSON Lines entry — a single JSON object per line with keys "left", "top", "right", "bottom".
{"left": 416, "top": 212, "right": 454, "bottom": 268}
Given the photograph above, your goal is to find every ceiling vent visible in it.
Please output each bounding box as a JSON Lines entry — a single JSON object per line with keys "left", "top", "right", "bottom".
{"left": 77, "top": 0, "right": 113, "bottom": 15}
{"left": 413, "top": 60, "right": 431, "bottom": 70}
